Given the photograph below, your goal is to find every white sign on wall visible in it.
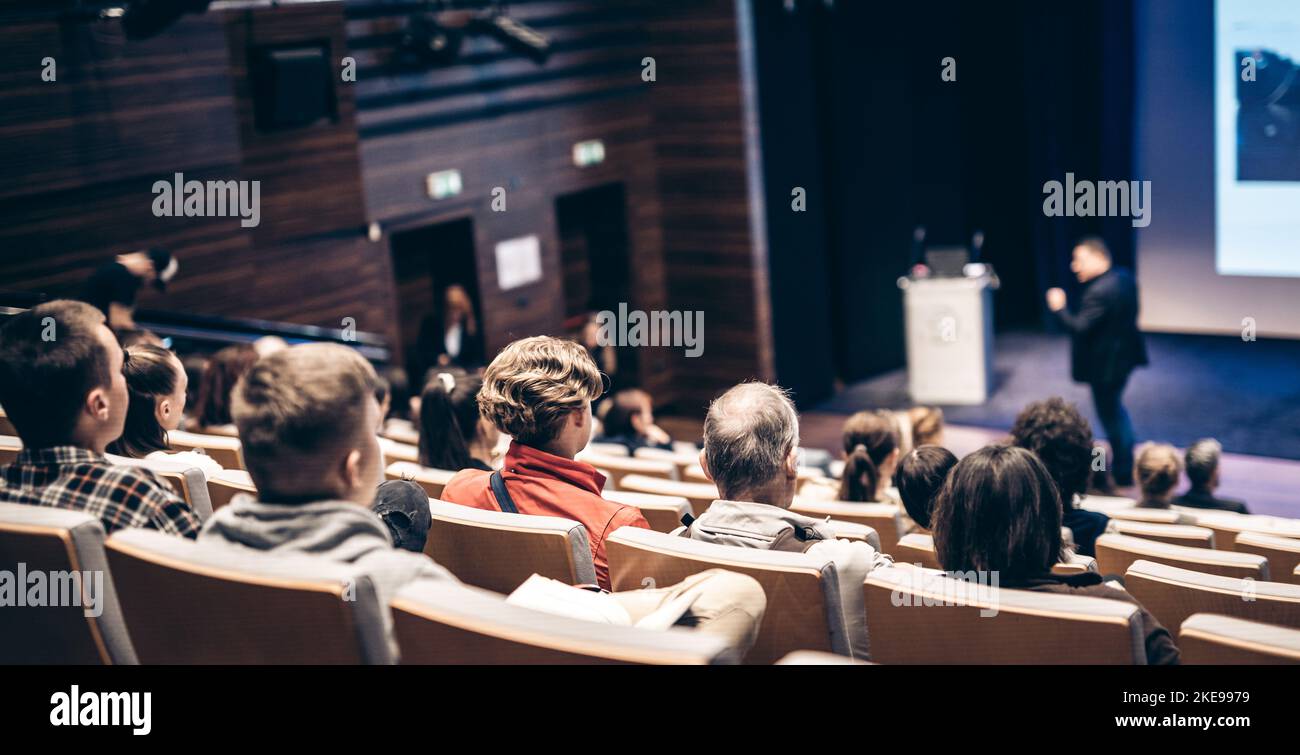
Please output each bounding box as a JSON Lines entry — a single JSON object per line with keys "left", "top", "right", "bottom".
{"left": 494, "top": 234, "right": 543, "bottom": 291}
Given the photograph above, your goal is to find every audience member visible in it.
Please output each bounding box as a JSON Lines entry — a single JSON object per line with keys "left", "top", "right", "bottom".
{"left": 594, "top": 388, "right": 673, "bottom": 453}
{"left": 192, "top": 342, "right": 258, "bottom": 435}
{"left": 893, "top": 445, "right": 957, "bottom": 532}
{"left": 838, "top": 410, "right": 902, "bottom": 504}
{"left": 418, "top": 370, "right": 498, "bottom": 471}
{"left": 202, "top": 343, "right": 765, "bottom": 655}
{"left": 1135, "top": 442, "right": 1182, "bottom": 509}
{"left": 908, "top": 406, "right": 945, "bottom": 449}
{"left": 0, "top": 301, "right": 201, "bottom": 537}
{"left": 80, "top": 248, "right": 179, "bottom": 330}
{"left": 685, "top": 382, "right": 893, "bottom": 659}
{"left": 415, "top": 284, "right": 483, "bottom": 376}
{"left": 107, "top": 344, "right": 224, "bottom": 476}
{"left": 1174, "top": 438, "right": 1248, "bottom": 514}
{"left": 440, "top": 336, "right": 651, "bottom": 589}
{"left": 932, "top": 444, "right": 1179, "bottom": 664}
{"left": 1009, "top": 397, "right": 1110, "bottom": 556}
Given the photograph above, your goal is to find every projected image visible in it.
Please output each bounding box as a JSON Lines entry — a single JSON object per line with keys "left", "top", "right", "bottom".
{"left": 1236, "top": 48, "right": 1300, "bottom": 180}
{"left": 1216, "top": 0, "right": 1300, "bottom": 277}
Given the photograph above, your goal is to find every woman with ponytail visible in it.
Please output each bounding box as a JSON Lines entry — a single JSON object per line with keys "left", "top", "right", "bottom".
{"left": 837, "top": 410, "right": 902, "bottom": 503}
{"left": 417, "top": 370, "right": 499, "bottom": 471}
{"left": 108, "top": 344, "right": 225, "bottom": 475}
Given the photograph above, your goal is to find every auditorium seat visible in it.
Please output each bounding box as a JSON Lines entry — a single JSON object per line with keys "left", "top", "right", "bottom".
{"left": 1052, "top": 551, "right": 1100, "bottom": 575}
{"left": 385, "top": 461, "right": 456, "bottom": 499}
{"left": 616, "top": 475, "right": 718, "bottom": 516}
{"left": 1233, "top": 531, "right": 1300, "bottom": 585}
{"left": 1174, "top": 510, "right": 1300, "bottom": 551}
{"left": 602, "top": 489, "right": 692, "bottom": 533}
{"left": 584, "top": 441, "right": 630, "bottom": 457}
{"left": 576, "top": 451, "right": 676, "bottom": 489}
{"left": 894, "top": 533, "right": 941, "bottom": 569}
{"left": 424, "top": 498, "right": 596, "bottom": 593}
{"left": 1076, "top": 494, "right": 1139, "bottom": 513}
{"left": 863, "top": 566, "right": 1147, "bottom": 664}
{"left": 1102, "top": 508, "right": 1190, "bottom": 525}
{"left": 1107, "top": 520, "right": 1216, "bottom": 548}
{"left": 207, "top": 469, "right": 258, "bottom": 512}
{"left": 605, "top": 527, "right": 850, "bottom": 663}
{"left": 1178, "top": 614, "right": 1300, "bottom": 664}
{"left": 1, "top": 434, "right": 22, "bottom": 466}
{"left": 0, "top": 503, "right": 137, "bottom": 664}
{"left": 789, "top": 500, "right": 905, "bottom": 556}
{"left": 105, "top": 528, "right": 392, "bottom": 664}
{"left": 168, "top": 429, "right": 244, "bottom": 471}
{"left": 377, "top": 436, "right": 420, "bottom": 465}
{"left": 380, "top": 422, "right": 420, "bottom": 446}
{"left": 1095, "top": 534, "right": 1268, "bottom": 579}
{"left": 1123, "top": 559, "right": 1300, "bottom": 632}
{"left": 106, "top": 453, "right": 214, "bottom": 520}
{"left": 390, "top": 580, "right": 739, "bottom": 665}
{"left": 632, "top": 446, "right": 700, "bottom": 478}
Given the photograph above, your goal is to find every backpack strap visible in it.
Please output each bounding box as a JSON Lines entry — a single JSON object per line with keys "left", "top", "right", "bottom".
{"left": 489, "top": 470, "right": 519, "bottom": 514}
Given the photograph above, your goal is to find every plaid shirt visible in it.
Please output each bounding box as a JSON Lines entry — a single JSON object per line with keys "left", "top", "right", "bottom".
{"left": 0, "top": 446, "right": 201, "bottom": 538}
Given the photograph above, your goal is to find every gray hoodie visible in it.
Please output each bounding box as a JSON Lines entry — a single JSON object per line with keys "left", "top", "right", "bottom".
{"left": 198, "top": 495, "right": 457, "bottom": 659}
{"left": 683, "top": 499, "right": 891, "bottom": 660}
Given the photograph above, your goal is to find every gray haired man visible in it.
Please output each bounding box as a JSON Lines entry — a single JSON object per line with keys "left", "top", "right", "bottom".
{"left": 686, "top": 382, "right": 893, "bottom": 660}
{"left": 1173, "top": 439, "right": 1249, "bottom": 514}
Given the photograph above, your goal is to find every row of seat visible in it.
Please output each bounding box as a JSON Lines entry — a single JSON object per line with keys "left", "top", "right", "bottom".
{"left": 7, "top": 497, "right": 1297, "bottom": 664}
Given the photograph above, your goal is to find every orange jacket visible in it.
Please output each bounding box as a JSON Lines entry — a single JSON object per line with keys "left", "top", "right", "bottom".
{"left": 440, "top": 441, "right": 649, "bottom": 590}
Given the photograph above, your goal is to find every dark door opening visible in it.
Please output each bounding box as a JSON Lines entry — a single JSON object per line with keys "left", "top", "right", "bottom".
{"left": 389, "top": 218, "right": 481, "bottom": 384}
{"left": 555, "top": 183, "right": 638, "bottom": 387}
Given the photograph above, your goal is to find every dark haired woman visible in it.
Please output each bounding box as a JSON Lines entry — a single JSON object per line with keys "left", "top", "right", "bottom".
{"left": 191, "top": 343, "right": 258, "bottom": 435}
{"left": 108, "top": 344, "right": 225, "bottom": 475}
{"left": 932, "top": 444, "right": 1179, "bottom": 664}
{"left": 892, "top": 445, "right": 957, "bottom": 532}
{"left": 417, "top": 371, "right": 499, "bottom": 471}
{"left": 838, "top": 410, "right": 901, "bottom": 503}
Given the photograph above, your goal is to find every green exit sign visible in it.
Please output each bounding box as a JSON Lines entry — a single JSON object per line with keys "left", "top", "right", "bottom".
{"left": 572, "top": 139, "right": 605, "bottom": 168}
{"left": 426, "top": 169, "right": 462, "bottom": 200}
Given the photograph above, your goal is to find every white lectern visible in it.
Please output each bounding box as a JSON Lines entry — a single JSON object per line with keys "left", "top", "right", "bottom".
{"left": 898, "top": 273, "right": 997, "bottom": 405}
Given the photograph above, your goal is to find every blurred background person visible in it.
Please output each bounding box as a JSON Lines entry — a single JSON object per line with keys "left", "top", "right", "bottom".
{"left": 81, "top": 248, "right": 179, "bottom": 331}
{"left": 1175, "top": 438, "right": 1249, "bottom": 514}
{"left": 191, "top": 343, "right": 258, "bottom": 435}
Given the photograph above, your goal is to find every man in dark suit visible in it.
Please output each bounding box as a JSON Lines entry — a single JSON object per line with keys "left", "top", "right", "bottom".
{"left": 1046, "top": 237, "right": 1147, "bottom": 486}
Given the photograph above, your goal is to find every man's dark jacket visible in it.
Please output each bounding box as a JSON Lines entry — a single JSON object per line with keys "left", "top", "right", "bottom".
{"left": 1055, "top": 267, "right": 1148, "bottom": 385}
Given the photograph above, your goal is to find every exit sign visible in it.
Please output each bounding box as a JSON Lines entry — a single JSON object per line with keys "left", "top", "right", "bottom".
{"left": 572, "top": 139, "right": 605, "bottom": 168}
{"left": 426, "top": 169, "right": 462, "bottom": 200}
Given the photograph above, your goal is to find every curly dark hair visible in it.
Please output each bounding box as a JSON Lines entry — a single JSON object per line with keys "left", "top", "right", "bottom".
{"left": 1008, "top": 397, "right": 1094, "bottom": 502}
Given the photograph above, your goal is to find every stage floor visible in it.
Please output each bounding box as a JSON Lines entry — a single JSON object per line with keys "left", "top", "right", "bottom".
{"left": 808, "top": 329, "right": 1300, "bottom": 518}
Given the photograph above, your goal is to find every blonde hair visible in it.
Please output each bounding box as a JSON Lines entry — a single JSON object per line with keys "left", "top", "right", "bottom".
{"left": 478, "top": 336, "right": 603, "bottom": 446}
{"left": 1136, "top": 443, "right": 1182, "bottom": 498}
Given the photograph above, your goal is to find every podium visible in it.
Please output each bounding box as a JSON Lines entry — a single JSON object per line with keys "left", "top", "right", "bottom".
{"left": 898, "top": 273, "right": 997, "bottom": 405}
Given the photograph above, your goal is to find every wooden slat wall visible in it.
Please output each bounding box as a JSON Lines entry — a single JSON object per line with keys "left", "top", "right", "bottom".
{"left": 0, "top": 0, "right": 770, "bottom": 412}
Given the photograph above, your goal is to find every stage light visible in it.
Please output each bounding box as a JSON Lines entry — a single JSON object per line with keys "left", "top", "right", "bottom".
{"left": 113, "top": 0, "right": 212, "bottom": 41}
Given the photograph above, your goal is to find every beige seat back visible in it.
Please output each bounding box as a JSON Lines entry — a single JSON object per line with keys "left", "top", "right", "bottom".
{"left": 894, "top": 532, "right": 941, "bottom": 569}
{"left": 1175, "top": 511, "right": 1300, "bottom": 551}
{"left": 863, "top": 566, "right": 1145, "bottom": 664}
{"left": 1179, "top": 613, "right": 1300, "bottom": 664}
{"left": 605, "top": 527, "right": 847, "bottom": 664}
{"left": 377, "top": 436, "right": 420, "bottom": 464}
{"left": 577, "top": 452, "right": 676, "bottom": 489}
{"left": 617, "top": 475, "right": 718, "bottom": 516}
{"left": 424, "top": 499, "right": 596, "bottom": 593}
{"left": 1104, "top": 508, "right": 1190, "bottom": 524}
{"left": 105, "top": 528, "right": 391, "bottom": 664}
{"left": 1124, "top": 559, "right": 1300, "bottom": 631}
{"left": 790, "top": 500, "right": 905, "bottom": 555}
{"left": 1108, "top": 520, "right": 1215, "bottom": 548}
{"left": 1096, "top": 534, "right": 1268, "bottom": 579}
{"left": 391, "top": 580, "right": 737, "bottom": 664}
{"left": 1052, "top": 551, "right": 1100, "bottom": 575}
{"left": 168, "top": 429, "right": 244, "bottom": 471}
{"left": 632, "top": 446, "right": 699, "bottom": 478}
{"left": 1234, "top": 531, "right": 1300, "bottom": 585}
{"left": 206, "top": 470, "right": 258, "bottom": 513}
{"left": 385, "top": 461, "right": 456, "bottom": 499}
{"left": 602, "top": 489, "right": 691, "bottom": 533}
{"left": 0, "top": 503, "right": 137, "bottom": 664}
